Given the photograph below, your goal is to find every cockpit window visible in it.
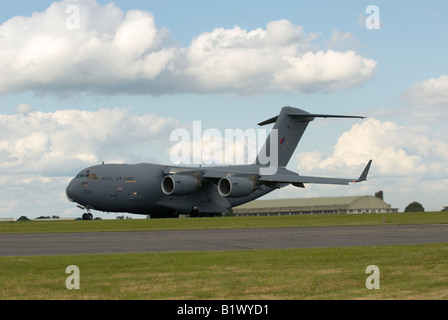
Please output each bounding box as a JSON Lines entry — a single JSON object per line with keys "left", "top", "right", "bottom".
{"left": 87, "top": 173, "right": 98, "bottom": 180}
{"left": 76, "top": 173, "right": 98, "bottom": 180}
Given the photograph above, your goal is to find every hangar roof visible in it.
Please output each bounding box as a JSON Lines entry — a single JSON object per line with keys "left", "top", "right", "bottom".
{"left": 233, "top": 195, "right": 393, "bottom": 212}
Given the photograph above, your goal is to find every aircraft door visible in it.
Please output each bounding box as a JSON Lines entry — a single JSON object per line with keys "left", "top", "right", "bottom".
{"left": 116, "top": 190, "right": 124, "bottom": 203}
{"left": 110, "top": 187, "right": 124, "bottom": 209}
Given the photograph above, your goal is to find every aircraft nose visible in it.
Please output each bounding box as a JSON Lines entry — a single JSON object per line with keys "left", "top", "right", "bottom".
{"left": 66, "top": 180, "right": 76, "bottom": 202}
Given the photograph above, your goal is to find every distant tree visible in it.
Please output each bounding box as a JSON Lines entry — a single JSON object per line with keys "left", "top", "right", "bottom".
{"left": 52, "top": 215, "right": 60, "bottom": 219}
{"left": 17, "top": 216, "right": 30, "bottom": 221}
{"left": 225, "top": 208, "right": 235, "bottom": 217}
{"left": 404, "top": 201, "right": 425, "bottom": 212}
{"left": 36, "top": 216, "right": 51, "bottom": 219}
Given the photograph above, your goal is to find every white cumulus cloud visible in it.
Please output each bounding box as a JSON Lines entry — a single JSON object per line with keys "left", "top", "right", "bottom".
{"left": 297, "top": 118, "right": 448, "bottom": 179}
{"left": 288, "top": 75, "right": 448, "bottom": 212}
{"left": 402, "top": 74, "right": 448, "bottom": 107}
{"left": 0, "top": 107, "right": 180, "bottom": 176}
{"left": 399, "top": 74, "right": 448, "bottom": 124}
{"left": 0, "top": 0, "right": 377, "bottom": 95}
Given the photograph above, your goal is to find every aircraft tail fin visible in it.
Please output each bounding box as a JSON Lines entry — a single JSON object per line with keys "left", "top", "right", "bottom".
{"left": 255, "top": 106, "right": 365, "bottom": 167}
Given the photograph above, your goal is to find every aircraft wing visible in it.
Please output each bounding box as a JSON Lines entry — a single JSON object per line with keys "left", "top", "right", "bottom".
{"left": 260, "top": 174, "right": 353, "bottom": 186}
{"left": 165, "top": 160, "right": 372, "bottom": 186}
{"left": 259, "top": 160, "right": 372, "bottom": 186}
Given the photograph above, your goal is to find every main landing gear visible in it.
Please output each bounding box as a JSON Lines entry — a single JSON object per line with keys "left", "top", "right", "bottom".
{"left": 189, "top": 207, "right": 222, "bottom": 218}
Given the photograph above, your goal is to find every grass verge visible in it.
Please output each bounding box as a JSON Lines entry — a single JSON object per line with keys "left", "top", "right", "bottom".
{"left": 1, "top": 243, "right": 447, "bottom": 300}
{"left": 1, "top": 211, "right": 447, "bottom": 234}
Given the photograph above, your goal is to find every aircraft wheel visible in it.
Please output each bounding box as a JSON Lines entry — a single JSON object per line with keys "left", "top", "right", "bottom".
{"left": 82, "top": 213, "right": 93, "bottom": 220}
{"left": 190, "top": 207, "right": 200, "bottom": 218}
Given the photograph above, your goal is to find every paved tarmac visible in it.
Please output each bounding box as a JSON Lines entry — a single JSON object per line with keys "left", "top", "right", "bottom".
{"left": 1, "top": 224, "right": 447, "bottom": 256}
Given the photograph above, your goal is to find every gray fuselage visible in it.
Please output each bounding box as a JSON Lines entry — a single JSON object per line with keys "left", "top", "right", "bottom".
{"left": 66, "top": 163, "right": 275, "bottom": 217}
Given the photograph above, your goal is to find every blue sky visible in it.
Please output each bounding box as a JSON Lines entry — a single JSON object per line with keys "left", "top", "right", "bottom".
{"left": 0, "top": 0, "right": 447, "bottom": 219}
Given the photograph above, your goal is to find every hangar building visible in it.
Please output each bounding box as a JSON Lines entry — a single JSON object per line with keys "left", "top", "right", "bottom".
{"left": 232, "top": 193, "right": 398, "bottom": 216}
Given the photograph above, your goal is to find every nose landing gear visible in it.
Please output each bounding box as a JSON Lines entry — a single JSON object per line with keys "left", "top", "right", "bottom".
{"left": 82, "top": 212, "right": 94, "bottom": 220}
{"left": 77, "top": 205, "right": 94, "bottom": 220}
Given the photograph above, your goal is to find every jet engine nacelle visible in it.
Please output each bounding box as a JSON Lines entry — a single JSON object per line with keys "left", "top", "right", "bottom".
{"left": 218, "top": 177, "right": 256, "bottom": 198}
{"left": 161, "top": 175, "right": 201, "bottom": 196}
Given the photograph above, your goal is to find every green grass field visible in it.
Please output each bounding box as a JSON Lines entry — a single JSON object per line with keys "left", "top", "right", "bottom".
{"left": 1, "top": 212, "right": 447, "bottom": 300}
{"left": 1, "top": 244, "right": 447, "bottom": 299}
{"left": 1, "top": 211, "right": 448, "bottom": 234}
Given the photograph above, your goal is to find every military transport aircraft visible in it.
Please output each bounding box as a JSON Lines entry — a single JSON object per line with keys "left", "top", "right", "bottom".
{"left": 66, "top": 106, "right": 372, "bottom": 220}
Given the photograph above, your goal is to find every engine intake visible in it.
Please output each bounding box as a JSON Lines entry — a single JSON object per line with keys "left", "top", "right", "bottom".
{"left": 161, "top": 175, "right": 201, "bottom": 196}
{"left": 218, "top": 177, "right": 256, "bottom": 198}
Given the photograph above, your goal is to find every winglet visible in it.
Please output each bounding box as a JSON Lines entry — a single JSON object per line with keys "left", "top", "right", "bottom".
{"left": 355, "top": 160, "right": 372, "bottom": 183}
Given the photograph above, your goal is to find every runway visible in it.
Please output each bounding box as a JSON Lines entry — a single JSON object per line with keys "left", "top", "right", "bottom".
{"left": 1, "top": 224, "right": 447, "bottom": 256}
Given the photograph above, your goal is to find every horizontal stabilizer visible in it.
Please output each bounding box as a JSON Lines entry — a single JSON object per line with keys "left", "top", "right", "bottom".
{"left": 287, "top": 111, "right": 365, "bottom": 120}
{"left": 258, "top": 108, "right": 365, "bottom": 126}
{"left": 257, "top": 115, "right": 279, "bottom": 126}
